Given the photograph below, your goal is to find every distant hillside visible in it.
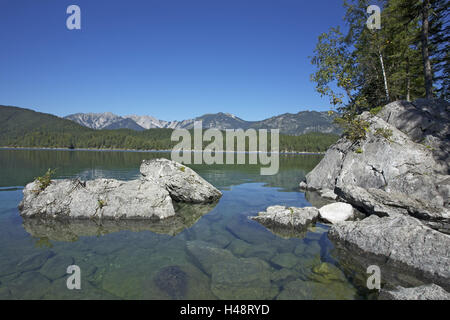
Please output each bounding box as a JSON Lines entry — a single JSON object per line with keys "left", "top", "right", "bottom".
{"left": 251, "top": 111, "right": 340, "bottom": 135}
{"left": 1, "top": 105, "right": 339, "bottom": 152}
{"left": 65, "top": 110, "right": 341, "bottom": 135}
{"left": 0, "top": 105, "right": 174, "bottom": 150}
{"left": 0, "top": 105, "right": 90, "bottom": 137}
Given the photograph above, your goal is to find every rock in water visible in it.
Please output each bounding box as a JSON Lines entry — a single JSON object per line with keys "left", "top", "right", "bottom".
{"left": 329, "top": 215, "right": 450, "bottom": 291}
{"left": 250, "top": 206, "right": 319, "bottom": 235}
{"left": 154, "top": 265, "right": 187, "bottom": 300}
{"left": 19, "top": 178, "right": 175, "bottom": 220}
{"left": 318, "top": 202, "right": 354, "bottom": 224}
{"left": 335, "top": 185, "right": 450, "bottom": 232}
{"left": 379, "top": 284, "right": 450, "bottom": 300}
{"left": 18, "top": 158, "right": 221, "bottom": 220}
{"left": 140, "top": 158, "right": 222, "bottom": 203}
{"left": 299, "top": 99, "right": 450, "bottom": 295}
{"left": 305, "top": 100, "right": 449, "bottom": 208}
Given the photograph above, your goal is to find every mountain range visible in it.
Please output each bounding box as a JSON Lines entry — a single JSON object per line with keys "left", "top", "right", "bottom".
{"left": 65, "top": 110, "right": 341, "bottom": 135}
{"left": 0, "top": 105, "right": 340, "bottom": 152}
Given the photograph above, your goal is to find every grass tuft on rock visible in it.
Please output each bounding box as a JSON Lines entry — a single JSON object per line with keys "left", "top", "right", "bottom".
{"left": 34, "top": 168, "right": 56, "bottom": 193}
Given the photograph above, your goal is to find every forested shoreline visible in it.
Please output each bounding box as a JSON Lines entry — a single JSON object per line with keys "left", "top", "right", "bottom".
{"left": 0, "top": 105, "right": 339, "bottom": 153}
{"left": 0, "top": 131, "right": 339, "bottom": 153}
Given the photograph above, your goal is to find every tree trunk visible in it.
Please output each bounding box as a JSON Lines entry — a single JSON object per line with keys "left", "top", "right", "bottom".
{"left": 406, "top": 56, "right": 411, "bottom": 102}
{"left": 421, "top": 0, "right": 433, "bottom": 99}
{"left": 378, "top": 48, "right": 390, "bottom": 102}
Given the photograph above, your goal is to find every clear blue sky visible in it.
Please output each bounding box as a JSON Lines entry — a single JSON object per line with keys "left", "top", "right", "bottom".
{"left": 0, "top": 0, "right": 347, "bottom": 121}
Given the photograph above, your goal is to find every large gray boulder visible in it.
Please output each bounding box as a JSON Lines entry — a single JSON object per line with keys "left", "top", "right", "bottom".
{"left": 328, "top": 215, "right": 450, "bottom": 291}
{"left": 19, "top": 178, "right": 175, "bottom": 220}
{"left": 140, "top": 158, "right": 222, "bottom": 203}
{"left": 306, "top": 110, "right": 448, "bottom": 206}
{"left": 336, "top": 184, "right": 450, "bottom": 232}
{"left": 378, "top": 99, "right": 449, "bottom": 167}
{"left": 379, "top": 284, "right": 450, "bottom": 300}
{"left": 302, "top": 100, "right": 450, "bottom": 296}
{"left": 19, "top": 158, "right": 222, "bottom": 220}
{"left": 304, "top": 100, "right": 449, "bottom": 224}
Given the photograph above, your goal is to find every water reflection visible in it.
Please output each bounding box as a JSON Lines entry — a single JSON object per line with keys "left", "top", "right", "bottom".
{"left": 0, "top": 148, "right": 322, "bottom": 191}
{"left": 22, "top": 202, "right": 219, "bottom": 241}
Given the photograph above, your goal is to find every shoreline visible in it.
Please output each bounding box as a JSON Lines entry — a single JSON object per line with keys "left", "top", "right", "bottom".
{"left": 0, "top": 146, "right": 325, "bottom": 155}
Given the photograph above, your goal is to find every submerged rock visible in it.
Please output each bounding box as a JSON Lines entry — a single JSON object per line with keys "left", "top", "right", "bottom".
{"left": 154, "top": 265, "right": 187, "bottom": 300}
{"left": 309, "top": 262, "right": 347, "bottom": 283}
{"left": 186, "top": 240, "right": 235, "bottom": 275}
{"left": 140, "top": 158, "right": 222, "bottom": 203}
{"left": 277, "top": 278, "right": 357, "bottom": 300}
{"left": 211, "top": 257, "right": 278, "bottom": 300}
{"left": 270, "top": 253, "right": 299, "bottom": 269}
{"left": 329, "top": 215, "right": 450, "bottom": 291}
{"left": 379, "top": 284, "right": 450, "bottom": 300}
{"left": 318, "top": 202, "right": 354, "bottom": 224}
{"left": 39, "top": 255, "right": 75, "bottom": 280}
{"left": 186, "top": 240, "right": 278, "bottom": 300}
{"left": 18, "top": 158, "right": 221, "bottom": 220}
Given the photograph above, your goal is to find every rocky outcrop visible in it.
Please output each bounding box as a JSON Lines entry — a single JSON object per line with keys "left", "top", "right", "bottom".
{"left": 18, "top": 159, "right": 221, "bottom": 220}
{"left": 299, "top": 99, "right": 450, "bottom": 298}
{"left": 336, "top": 184, "right": 450, "bottom": 232}
{"left": 379, "top": 284, "right": 450, "bottom": 300}
{"left": 305, "top": 110, "right": 448, "bottom": 206}
{"left": 19, "top": 178, "right": 175, "bottom": 220}
{"left": 377, "top": 99, "right": 449, "bottom": 167}
{"left": 140, "top": 158, "right": 222, "bottom": 203}
{"left": 250, "top": 206, "right": 319, "bottom": 238}
{"left": 302, "top": 99, "right": 449, "bottom": 228}
{"left": 328, "top": 215, "right": 450, "bottom": 291}
{"left": 318, "top": 202, "right": 354, "bottom": 224}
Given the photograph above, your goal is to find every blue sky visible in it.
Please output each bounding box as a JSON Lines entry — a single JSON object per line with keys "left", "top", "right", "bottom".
{"left": 0, "top": 0, "right": 347, "bottom": 121}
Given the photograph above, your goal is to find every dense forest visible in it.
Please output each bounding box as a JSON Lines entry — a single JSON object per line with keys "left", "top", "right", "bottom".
{"left": 311, "top": 0, "right": 448, "bottom": 117}
{"left": 0, "top": 106, "right": 339, "bottom": 153}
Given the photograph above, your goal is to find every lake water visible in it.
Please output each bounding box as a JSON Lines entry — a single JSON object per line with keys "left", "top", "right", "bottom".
{"left": 0, "top": 149, "right": 372, "bottom": 300}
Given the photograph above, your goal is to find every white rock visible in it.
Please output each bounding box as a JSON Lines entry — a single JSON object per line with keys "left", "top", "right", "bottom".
{"left": 140, "top": 158, "right": 222, "bottom": 203}
{"left": 319, "top": 202, "right": 354, "bottom": 224}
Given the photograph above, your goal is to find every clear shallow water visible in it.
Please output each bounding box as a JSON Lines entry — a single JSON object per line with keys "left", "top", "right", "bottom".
{"left": 0, "top": 149, "right": 369, "bottom": 299}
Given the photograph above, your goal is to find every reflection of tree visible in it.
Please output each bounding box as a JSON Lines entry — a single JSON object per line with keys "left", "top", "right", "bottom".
{"left": 34, "top": 237, "right": 53, "bottom": 248}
